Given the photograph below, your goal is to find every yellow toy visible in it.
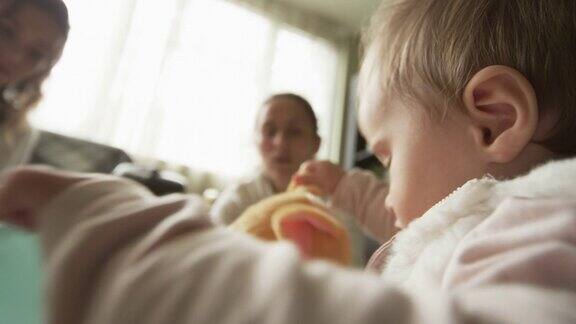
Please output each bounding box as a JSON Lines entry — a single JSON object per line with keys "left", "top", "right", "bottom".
{"left": 230, "top": 182, "right": 352, "bottom": 266}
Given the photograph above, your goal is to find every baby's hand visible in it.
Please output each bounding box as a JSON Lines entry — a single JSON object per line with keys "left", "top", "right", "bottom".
{"left": 0, "top": 166, "right": 90, "bottom": 231}
{"left": 292, "top": 160, "right": 345, "bottom": 196}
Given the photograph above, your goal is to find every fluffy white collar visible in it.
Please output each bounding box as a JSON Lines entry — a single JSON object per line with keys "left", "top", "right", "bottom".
{"left": 382, "top": 157, "right": 576, "bottom": 286}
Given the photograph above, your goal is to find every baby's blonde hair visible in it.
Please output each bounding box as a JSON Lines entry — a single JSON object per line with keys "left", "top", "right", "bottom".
{"left": 360, "top": 0, "right": 576, "bottom": 154}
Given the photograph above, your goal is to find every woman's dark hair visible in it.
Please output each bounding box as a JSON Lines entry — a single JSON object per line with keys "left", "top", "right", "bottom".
{"left": 0, "top": 0, "right": 69, "bottom": 130}
{"left": 263, "top": 93, "right": 318, "bottom": 134}
{"left": 12, "top": 0, "right": 69, "bottom": 33}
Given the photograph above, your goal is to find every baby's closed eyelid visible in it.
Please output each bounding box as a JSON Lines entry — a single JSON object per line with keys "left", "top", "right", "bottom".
{"left": 371, "top": 141, "right": 391, "bottom": 168}
{"left": 371, "top": 140, "right": 390, "bottom": 156}
{"left": 382, "top": 156, "right": 392, "bottom": 168}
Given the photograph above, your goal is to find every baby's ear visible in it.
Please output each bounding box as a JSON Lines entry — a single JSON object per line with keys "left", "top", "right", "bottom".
{"left": 462, "top": 65, "right": 538, "bottom": 163}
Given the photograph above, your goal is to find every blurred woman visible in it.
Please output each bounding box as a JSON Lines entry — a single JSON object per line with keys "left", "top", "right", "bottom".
{"left": 211, "top": 93, "right": 320, "bottom": 225}
{"left": 0, "top": 1, "right": 69, "bottom": 323}
{"left": 0, "top": 0, "right": 69, "bottom": 170}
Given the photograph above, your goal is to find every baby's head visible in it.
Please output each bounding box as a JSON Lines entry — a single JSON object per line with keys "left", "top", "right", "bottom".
{"left": 0, "top": 0, "right": 69, "bottom": 128}
{"left": 358, "top": 0, "right": 576, "bottom": 227}
{"left": 256, "top": 93, "right": 321, "bottom": 191}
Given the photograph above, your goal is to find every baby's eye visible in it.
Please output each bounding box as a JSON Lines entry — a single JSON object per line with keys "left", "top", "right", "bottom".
{"left": 371, "top": 141, "right": 391, "bottom": 168}
{"left": 374, "top": 152, "right": 391, "bottom": 168}
{"left": 381, "top": 156, "right": 392, "bottom": 169}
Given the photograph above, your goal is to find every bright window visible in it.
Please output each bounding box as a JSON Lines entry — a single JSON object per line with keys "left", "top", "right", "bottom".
{"left": 32, "top": 0, "right": 343, "bottom": 178}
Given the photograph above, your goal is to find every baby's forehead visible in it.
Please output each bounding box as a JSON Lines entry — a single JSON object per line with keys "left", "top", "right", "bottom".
{"left": 358, "top": 79, "right": 389, "bottom": 128}
{"left": 357, "top": 95, "right": 386, "bottom": 141}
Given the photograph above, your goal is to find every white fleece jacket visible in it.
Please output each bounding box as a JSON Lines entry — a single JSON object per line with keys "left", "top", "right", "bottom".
{"left": 35, "top": 158, "right": 576, "bottom": 324}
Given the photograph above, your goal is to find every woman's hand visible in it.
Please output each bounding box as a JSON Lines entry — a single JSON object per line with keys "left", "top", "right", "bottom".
{"left": 0, "top": 166, "right": 90, "bottom": 231}
{"left": 292, "top": 160, "right": 345, "bottom": 196}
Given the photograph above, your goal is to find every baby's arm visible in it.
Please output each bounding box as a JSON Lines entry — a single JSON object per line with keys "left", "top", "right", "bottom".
{"left": 2, "top": 167, "right": 574, "bottom": 324}
{"left": 295, "top": 161, "right": 396, "bottom": 243}
{"left": 210, "top": 184, "right": 250, "bottom": 226}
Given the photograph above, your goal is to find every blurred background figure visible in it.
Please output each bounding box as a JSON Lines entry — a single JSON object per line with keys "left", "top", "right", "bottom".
{"left": 211, "top": 93, "right": 320, "bottom": 225}
{"left": 0, "top": 1, "right": 69, "bottom": 324}
{"left": 211, "top": 94, "right": 368, "bottom": 266}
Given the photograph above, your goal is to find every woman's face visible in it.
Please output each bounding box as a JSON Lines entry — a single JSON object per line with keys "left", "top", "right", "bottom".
{"left": 257, "top": 98, "right": 320, "bottom": 189}
{"left": 0, "top": 3, "right": 65, "bottom": 87}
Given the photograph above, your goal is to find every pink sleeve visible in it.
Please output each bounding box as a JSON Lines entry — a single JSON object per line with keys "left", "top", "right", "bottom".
{"left": 38, "top": 178, "right": 212, "bottom": 324}
{"left": 444, "top": 197, "right": 576, "bottom": 291}
{"left": 330, "top": 169, "right": 396, "bottom": 243}
{"left": 35, "top": 178, "right": 576, "bottom": 324}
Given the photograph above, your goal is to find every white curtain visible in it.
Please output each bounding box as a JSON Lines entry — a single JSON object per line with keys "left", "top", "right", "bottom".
{"left": 32, "top": 0, "right": 345, "bottom": 179}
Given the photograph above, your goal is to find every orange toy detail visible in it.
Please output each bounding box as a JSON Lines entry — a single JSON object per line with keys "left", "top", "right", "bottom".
{"left": 230, "top": 180, "right": 352, "bottom": 266}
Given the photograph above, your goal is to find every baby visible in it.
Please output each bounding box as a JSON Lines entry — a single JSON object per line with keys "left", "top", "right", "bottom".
{"left": 1, "top": 0, "right": 576, "bottom": 323}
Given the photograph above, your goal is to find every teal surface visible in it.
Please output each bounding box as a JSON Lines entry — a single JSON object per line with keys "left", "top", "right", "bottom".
{"left": 0, "top": 226, "right": 43, "bottom": 324}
